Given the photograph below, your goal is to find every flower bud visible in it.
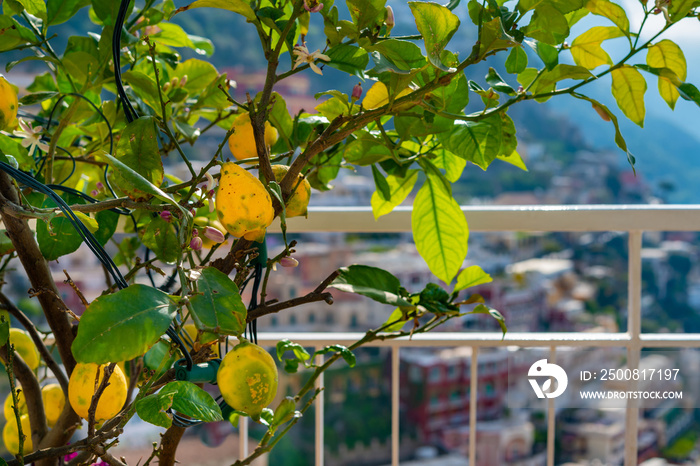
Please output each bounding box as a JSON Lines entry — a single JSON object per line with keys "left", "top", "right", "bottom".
{"left": 179, "top": 75, "right": 188, "bottom": 87}
{"left": 279, "top": 256, "right": 299, "bottom": 268}
{"left": 96, "top": 181, "right": 104, "bottom": 190}
{"left": 160, "top": 210, "right": 173, "bottom": 222}
{"left": 91, "top": 190, "right": 99, "bottom": 197}
{"left": 162, "top": 82, "right": 171, "bottom": 93}
{"left": 303, "top": 0, "right": 324, "bottom": 12}
{"left": 190, "top": 236, "right": 203, "bottom": 251}
{"left": 170, "top": 77, "right": 179, "bottom": 88}
{"left": 385, "top": 6, "right": 395, "bottom": 31}
{"left": 351, "top": 83, "right": 362, "bottom": 102}
{"left": 203, "top": 226, "right": 226, "bottom": 243}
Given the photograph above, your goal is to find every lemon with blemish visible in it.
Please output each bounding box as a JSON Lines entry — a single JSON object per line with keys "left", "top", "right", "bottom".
{"left": 0, "top": 76, "right": 18, "bottom": 131}
{"left": 68, "top": 362, "right": 127, "bottom": 421}
{"left": 271, "top": 165, "right": 311, "bottom": 218}
{"left": 215, "top": 163, "right": 274, "bottom": 242}
{"left": 217, "top": 340, "right": 278, "bottom": 420}
{"left": 227, "top": 113, "right": 279, "bottom": 163}
{"left": 41, "top": 384, "right": 65, "bottom": 427}
{"left": 9, "top": 328, "right": 40, "bottom": 370}
{"left": 3, "top": 413, "right": 31, "bottom": 455}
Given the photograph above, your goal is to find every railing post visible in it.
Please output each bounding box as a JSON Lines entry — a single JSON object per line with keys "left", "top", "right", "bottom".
{"left": 392, "top": 346, "right": 400, "bottom": 466}
{"left": 547, "top": 346, "right": 556, "bottom": 466}
{"left": 625, "top": 231, "right": 643, "bottom": 466}
{"left": 239, "top": 415, "right": 248, "bottom": 460}
{"left": 469, "top": 346, "right": 479, "bottom": 466}
{"left": 316, "top": 349, "right": 325, "bottom": 466}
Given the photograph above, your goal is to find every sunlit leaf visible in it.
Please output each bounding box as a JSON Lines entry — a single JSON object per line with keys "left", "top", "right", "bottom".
{"left": 111, "top": 117, "right": 164, "bottom": 200}
{"left": 189, "top": 267, "right": 247, "bottom": 336}
{"left": 505, "top": 46, "right": 528, "bottom": 74}
{"left": 411, "top": 175, "right": 468, "bottom": 284}
{"left": 454, "top": 265, "right": 492, "bottom": 292}
{"left": 330, "top": 265, "right": 413, "bottom": 307}
{"left": 611, "top": 65, "right": 646, "bottom": 127}
{"left": 371, "top": 169, "right": 419, "bottom": 219}
{"left": 585, "top": 0, "right": 629, "bottom": 34}
{"left": 498, "top": 150, "right": 528, "bottom": 171}
{"left": 409, "top": 1, "right": 460, "bottom": 71}
{"left": 570, "top": 26, "right": 624, "bottom": 69}
{"left": 171, "top": 0, "right": 256, "bottom": 21}
{"left": 647, "top": 40, "right": 687, "bottom": 110}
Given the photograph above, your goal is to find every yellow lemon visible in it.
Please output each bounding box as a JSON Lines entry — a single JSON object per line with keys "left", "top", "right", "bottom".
{"left": 183, "top": 323, "right": 220, "bottom": 358}
{"left": 8, "top": 329, "right": 40, "bottom": 370}
{"left": 227, "top": 113, "right": 279, "bottom": 162}
{"left": 271, "top": 165, "right": 311, "bottom": 218}
{"left": 68, "top": 362, "right": 127, "bottom": 421}
{"left": 362, "top": 81, "right": 412, "bottom": 110}
{"left": 41, "top": 384, "right": 65, "bottom": 427}
{"left": 215, "top": 163, "right": 274, "bottom": 242}
{"left": 217, "top": 340, "right": 278, "bottom": 419}
{"left": 3, "top": 413, "right": 31, "bottom": 455}
{"left": 0, "top": 76, "right": 18, "bottom": 131}
{"left": 3, "top": 389, "right": 27, "bottom": 420}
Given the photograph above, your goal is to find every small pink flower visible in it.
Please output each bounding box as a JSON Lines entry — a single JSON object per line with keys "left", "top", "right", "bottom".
{"left": 190, "top": 236, "right": 203, "bottom": 251}
{"left": 279, "top": 257, "right": 299, "bottom": 268}
{"left": 96, "top": 182, "right": 104, "bottom": 190}
{"left": 91, "top": 190, "right": 99, "bottom": 197}
{"left": 160, "top": 210, "right": 173, "bottom": 222}
{"left": 203, "top": 226, "right": 225, "bottom": 243}
{"left": 179, "top": 75, "right": 188, "bottom": 88}
{"left": 351, "top": 83, "right": 362, "bottom": 102}
{"left": 303, "top": 0, "right": 323, "bottom": 13}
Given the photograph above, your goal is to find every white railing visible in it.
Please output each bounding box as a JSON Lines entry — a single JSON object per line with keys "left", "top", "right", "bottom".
{"left": 242, "top": 205, "right": 700, "bottom": 466}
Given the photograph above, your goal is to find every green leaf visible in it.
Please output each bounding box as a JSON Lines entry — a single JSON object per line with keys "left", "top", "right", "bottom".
{"left": 71, "top": 285, "right": 177, "bottom": 364}
{"left": 485, "top": 67, "right": 516, "bottom": 95}
{"left": 678, "top": 82, "right": 700, "bottom": 107}
{"left": 343, "top": 131, "right": 393, "bottom": 165}
{"left": 15, "top": 0, "right": 46, "bottom": 20}
{"left": 346, "top": 0, "right": 386, "bottom": 31}
{"left": 0, "top": 134, "right": 31, "bottom": 170}
{"left": 331, "top": 265, "right": 413, "bottom": 307}
{"left": 498, "top": 150, "right": 528, "bottom": 171}
{"left": 37, "top": 195, "right": 85, "bottom": 261}
{"left": 371, "top": 169, "right": 419, "bottom": 219}
{"left": 136, "top": 381, "right": 222, "bottom": 427}
{"left": 409, "top": 1, "right": 460, "bottom": 71}
{"left": 171, "top": 0, "right": 256, "bottom": 21}
{"left": 523, "top": 4, "right": 569, "bottom": 45}
{"left": 325, "top": 44, "right": 368, "bottom": 78}
{"left": 381, "top": 307, "right": 411, "bottom": 332}
{"left": 469, "top": 304, "right": 507, "bottom": 337}
{"left": 570, "top": 26, "right": 624, "bottom": 69}
{"left": 431, "top": 149, "right": 466, "bottom": 183}
{"left": 47, "top": 0, "right": 90, "bottom": 25}
{"left": 535, "top": 42, "right": 558, "bottom": 70}
{"left": 611, "top": 65, "right": 646, "bottom": 127}
{"left": 18, "top": 91, "right": 58, "bottom": 106}
{"left": 371, "top": 164, "right": 391, "bottom": 202}
{"left": 647, "top": 39, "right": 687, "bottom": 110}
{"left": 139, "top": 216, "right": 179, "bottom": 264}
{"left": 189, "top": 267, "right": 246, "bottom": 336}
{"left": 122, "top": 70, "right": 161, "bottom": 113}
{"left": 585, "top": 0, "right": 629, "bottom": 34}
{"left": 276, "top": 339, "right": 312, "bottom": 373}
{"left": 271, "top": 397, "right": 297, "bottom": 432}
{"left": 505, "top": 46, "right": 528, "bottom": 74}
{"left": 0, "top": 16, "right": 35, "bottom": 52}
{"left": 572, "top": 92, "right": 635, "bottom": 169}
{"left": 535, "top": 64, "right": 594, "bottom": 91}
{"left": 411, "top": 175, "right": 468, "bottom": 284}
{"left": 315, "top": 345, "right": 356, "bottom": 367}
{"left": 454, "top": 265, "right": 492, "bottom": 292}
{"left": 669, "top": 0, "right": 696, "bottom": 22}
{"left": 111, "top": 116, "right": 164, "bottom": 200}
{"left": 441, "top": 116, "right": 502, "bottom": 170}
{"left": 368, "top": 39, "right": 427, "bottom": 74}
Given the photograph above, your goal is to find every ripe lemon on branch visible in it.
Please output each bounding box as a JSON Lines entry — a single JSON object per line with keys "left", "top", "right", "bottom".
{"left": 9, "top": 328, "right": 40, "bottom": 370}
{"left": 271, "top": 165, "right": 311, "bottom": 218}
{"left": 3, "top": 413, "right": 31, "bottom": 455}
{"left": 227, "top": 113, "right": 278, "bottom": 162}
{"left": 216, "top": 163, "right": 274, "bottom": 242}
{"left": 42, "top": 384, "right": 66, "bottom": 427}
{"left": 217, "top": 340, "right": 278, "bottom": 420}
{"left": 0, "top": 75, "right": 18, "bottom": 131}
{"left": 3, "top": 389, "right": 27, "bottom": 421}
{"left": 68, "top": 362, "right": 127, "bottom": 421}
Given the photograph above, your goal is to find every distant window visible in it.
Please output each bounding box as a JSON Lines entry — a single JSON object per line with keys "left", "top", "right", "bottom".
{"left": 326, "top": 313, "right": 334, "bottom": 324}
{"left": 289, "top": 287, "right": 297, "bottom": 299}
{"left": 289, "top": 314, "right": 297, "bottom": 326}
{"left": 447, "top": 364, "right": 458, "bottom": 380}
{"left": 429, "top": 394, "right": 440, "bottom": 407}
{"left": 350, "top": 314, "right": 358, "bottom": 328}
{"left": 270, "top": 316, "right": 278, "bottom": 327}
{"left": 308, "top": 313, "right": 315, "bottom": 323}
{"left": 429, "top": 366, "right": 441, "bottom": 382}
{"left": 485, "top": 383, "right": 494, "bottom": 395}
{"left": 409, "top": 366, "right": 423, "bottom": 383}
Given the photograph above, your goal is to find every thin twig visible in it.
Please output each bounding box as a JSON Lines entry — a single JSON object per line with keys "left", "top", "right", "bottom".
{"left": 87, "top": 363, "right": 116, "bottom": 437}
{"left": 63, "top": 270, "right": 89, "bottom": 308}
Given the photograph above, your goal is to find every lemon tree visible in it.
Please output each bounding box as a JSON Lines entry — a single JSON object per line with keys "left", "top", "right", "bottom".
{"left": 0, "top": 0, "right": 696, "bottom": 465}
